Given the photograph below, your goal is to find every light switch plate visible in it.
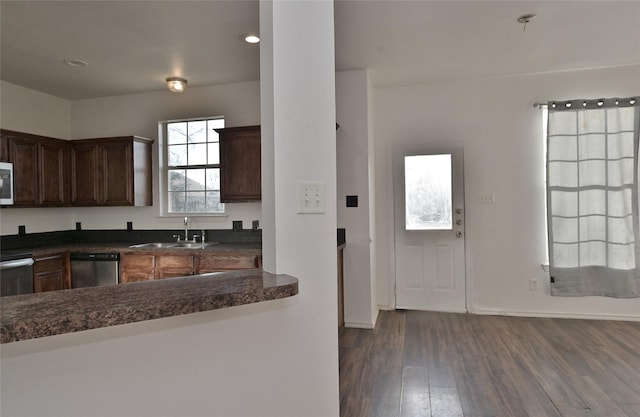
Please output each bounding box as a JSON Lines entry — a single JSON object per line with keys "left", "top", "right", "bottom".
{"left": 297, "top": 181, "right": 326, "bottom": 214}
{"left": 479, "top": 193, "right": 495, "bottom": 204}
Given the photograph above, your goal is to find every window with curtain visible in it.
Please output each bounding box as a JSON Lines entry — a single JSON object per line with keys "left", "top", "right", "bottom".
{"left": 546, "top": 97, "right": 639, "bottom": 298}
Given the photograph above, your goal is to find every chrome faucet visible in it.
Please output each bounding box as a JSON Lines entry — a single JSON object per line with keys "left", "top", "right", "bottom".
{"left": 173, "top": 216, "right": 193, "bottom": 242}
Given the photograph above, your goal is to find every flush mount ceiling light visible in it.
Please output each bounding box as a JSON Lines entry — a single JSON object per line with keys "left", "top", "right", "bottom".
{"left": 517, "top": 13, "right": 537, "bottom": 32}
{"left": 166, "top": 77, "right": 187, "bottom": 93}
{"left": 63, "top": 58, "right": 88, "bottom": 68}
{"left": 242, "top": 33, "right": 260, "bottom": 44}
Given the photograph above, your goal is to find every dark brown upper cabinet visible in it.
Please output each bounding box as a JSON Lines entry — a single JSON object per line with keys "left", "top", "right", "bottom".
{"left": 215, "top": 125, "right": 261, "bottom": 202}
{"left": 71, "top": 136, "right": 153, "bottom": 206}
{"left": 0, "top": 129, "right": 69, "bottom": 207}
{"left": 0, "top": 134, "right": 8, "bottom": 162}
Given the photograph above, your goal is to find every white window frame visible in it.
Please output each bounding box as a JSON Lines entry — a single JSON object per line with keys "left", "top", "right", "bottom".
{"left": 158, "top": 116, "right": 226, "bottom": 217}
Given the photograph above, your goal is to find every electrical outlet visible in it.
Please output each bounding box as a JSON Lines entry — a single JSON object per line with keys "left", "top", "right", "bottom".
{"left": 529, "top": 278, "right": 538, "bottom": 291}
{"left": 480, "top": 193, "right": 495, "bottom": 204}
{"left": 297, "top": 181, "right": 326, "bottom": 214}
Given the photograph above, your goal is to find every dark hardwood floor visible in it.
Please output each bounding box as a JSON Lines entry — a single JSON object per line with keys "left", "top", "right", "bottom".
{"left": 339, "top": 311, "right": 640, "bottom": 417}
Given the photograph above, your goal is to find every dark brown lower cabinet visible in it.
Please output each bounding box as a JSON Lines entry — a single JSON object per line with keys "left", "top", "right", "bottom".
{"left": 27, "top": 251, "right": 261, "bottom": 291}
{"left": 155, "top": 255, "right": 194, "bottom": 279}
{"left": 33, "top": 252, "right": 69, "bottom": 293}
{"left": 195, "top": 254, "right": 259, "bottom": 273}
{"left": 120, "top": 254, "right": 155, "bottom": 283}
{"left": 120, "top": 252, "right": 258, "bottom": 282}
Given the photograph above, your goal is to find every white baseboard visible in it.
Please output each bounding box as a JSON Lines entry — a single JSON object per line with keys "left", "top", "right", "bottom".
{"left": 378, "top": 305, "right": 467, "bottom": 314}
{"left": 343, "top": 309, "right": 380, "bottom": 330}
{"left": 344, "top": 321, "right": 376, "bottom": 329}
{"left": 371, "top": 308, "right": 379, "bottom": 327}
{"left": 471, "top": 308, "right": 640, "bottom": 322}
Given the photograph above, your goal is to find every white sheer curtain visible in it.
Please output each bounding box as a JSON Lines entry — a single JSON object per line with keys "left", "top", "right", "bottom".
{"left": 547, "top": 97, "right": 640, "bottom": 297}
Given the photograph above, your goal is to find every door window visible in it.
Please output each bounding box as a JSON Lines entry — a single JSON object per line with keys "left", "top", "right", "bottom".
{"left": 404, "top": 154, "right": 453, "bottom": 230}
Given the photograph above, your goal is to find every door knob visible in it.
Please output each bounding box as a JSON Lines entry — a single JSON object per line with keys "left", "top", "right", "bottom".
{"left": 456, "top": 231, "right": 463, "bottom": 238}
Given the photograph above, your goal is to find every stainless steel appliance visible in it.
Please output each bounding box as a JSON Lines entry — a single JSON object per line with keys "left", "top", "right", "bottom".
{"left": 0, "top": 161, "right": 14, "bottom": 205}
{"left": 70, "top": 252, "right": 120, "bottom": 288}
{"left": 1, "top": 252, "right": 34, "bottom": 296}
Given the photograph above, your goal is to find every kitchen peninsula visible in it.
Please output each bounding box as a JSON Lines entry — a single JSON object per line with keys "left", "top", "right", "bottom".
{"left": 1, "top": 269, "right": 298, "bottom": 344}
{"left": 1, "top": 229, "right": 298, "bottom": 344}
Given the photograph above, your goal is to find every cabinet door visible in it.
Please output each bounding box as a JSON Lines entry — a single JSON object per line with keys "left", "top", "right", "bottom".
{"left": 155, "top": 255, "right": 193, "bottom": 279}
{"left": 8, "top": 137, "right": 39, "bottom": 206}
{"left": 71, "top": 137, "right": 151, "bottom": 207}
{"left": 0, "top": 134, "right": 8, "bottom": 162}
{"left": 120, "top": 254, "right": 155, "bottom": 283}
{"left": 102, "top": 140, "right": 133, "bottom": 205}
{"left": 71, "top": 143, "right": 100, "bottom": 205}
{"left": 33, "top": 253, "right": 68, "bottom": 293}
{"left": 34, "top": 270, "right": 66, "bottom": 293}
{"left": 196, "top": 254, "right": 258, "bottom": 273}
{"left": 218, "top": 126, "right": 261, "bottom": 202}
{"left": 0, "top": 130, "right": 69, "bottom": 207}
{"left": 39, "top": 140, "right": 69, "bottom": 206}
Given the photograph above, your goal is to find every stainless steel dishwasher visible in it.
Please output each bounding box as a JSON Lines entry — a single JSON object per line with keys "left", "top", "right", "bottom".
{"left": 70, "top": 252, "right": 120, "bottom": 288}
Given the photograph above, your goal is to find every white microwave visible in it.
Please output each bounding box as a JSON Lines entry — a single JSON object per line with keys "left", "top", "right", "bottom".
{"left": 0, "top": 162, "right": 14, "bottom": 205}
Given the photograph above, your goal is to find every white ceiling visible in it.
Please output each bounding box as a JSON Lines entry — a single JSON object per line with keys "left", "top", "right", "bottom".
{"left": 2, "top": 1, "right": 639, "bottom": 100}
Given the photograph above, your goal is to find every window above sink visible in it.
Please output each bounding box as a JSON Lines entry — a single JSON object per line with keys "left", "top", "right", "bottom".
{"left": 159, "top": 117, "right": 226, "bottom": 216}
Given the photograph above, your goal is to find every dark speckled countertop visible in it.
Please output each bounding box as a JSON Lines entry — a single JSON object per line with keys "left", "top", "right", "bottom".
{"left": 1, "top": 269, "right": 298, "bottom": 344}
{"left": 12, "top": 242, "right": 263, "bottom": 257}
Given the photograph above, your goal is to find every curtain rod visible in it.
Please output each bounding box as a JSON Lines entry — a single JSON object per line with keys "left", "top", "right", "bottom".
{"left": 534, "top": 97, "right": 638, "bottom": 110}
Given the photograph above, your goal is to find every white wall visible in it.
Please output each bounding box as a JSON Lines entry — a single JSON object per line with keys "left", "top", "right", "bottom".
{"left": 336, "top": 70, "right": 378, "bottom": 328}
{"left": 0, "top": 298, "right": 327, "bottom": 417}
{"left": 260, "top": 0, "right": 339, "bottom": 414}
{"left": 0, "top": 81, "right": 72, "bottom": 139}
{"left": 0, "top": 81, "right": 262, "bottom": 234}
{"left": 374, "top": 65, "right": 640, "bottom": 320}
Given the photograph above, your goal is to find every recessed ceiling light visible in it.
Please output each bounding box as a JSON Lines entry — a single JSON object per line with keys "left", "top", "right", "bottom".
{"left": 63, "top": 59, "right": 88, "bottom": 68}
{"left": 242, "top": 34, "right": 260, "bottom": 44}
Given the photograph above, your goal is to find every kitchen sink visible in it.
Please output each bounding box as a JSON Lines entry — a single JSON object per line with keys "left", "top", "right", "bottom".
{"left": 129, "top": 242, "right": 217, "bottom": 249}
{"left": 129, "top": 242, "right": 178, "bottom": 248}
{"left": 174, "top": 242, "right": 217, "bottom": 249}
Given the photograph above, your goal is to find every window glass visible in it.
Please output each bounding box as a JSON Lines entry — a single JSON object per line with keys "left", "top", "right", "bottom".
{"left": 162, "top": 117, "right": 225, "bottom": 214}
{"left": 168, "top": 122, "right": 187, "bottom": 145}
{"left": 405, "top": 154, "right": 453, "bottom": 230}
{"left": 188, "top": 143, "right": 207, "bottom": 165}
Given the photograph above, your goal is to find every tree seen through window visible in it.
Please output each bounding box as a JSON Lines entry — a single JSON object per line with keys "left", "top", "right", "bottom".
{"left": 166, "top": 117, "right": 225, "bottom": 213}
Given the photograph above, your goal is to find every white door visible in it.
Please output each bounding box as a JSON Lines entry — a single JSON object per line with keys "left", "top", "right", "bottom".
{"left": 394, "top": 148, "right": 466, "bottom": 312}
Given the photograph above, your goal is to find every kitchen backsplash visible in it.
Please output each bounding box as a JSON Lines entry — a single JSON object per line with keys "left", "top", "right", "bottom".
{"left": 0, "top": 228, "right": 262, "bottom": 251}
